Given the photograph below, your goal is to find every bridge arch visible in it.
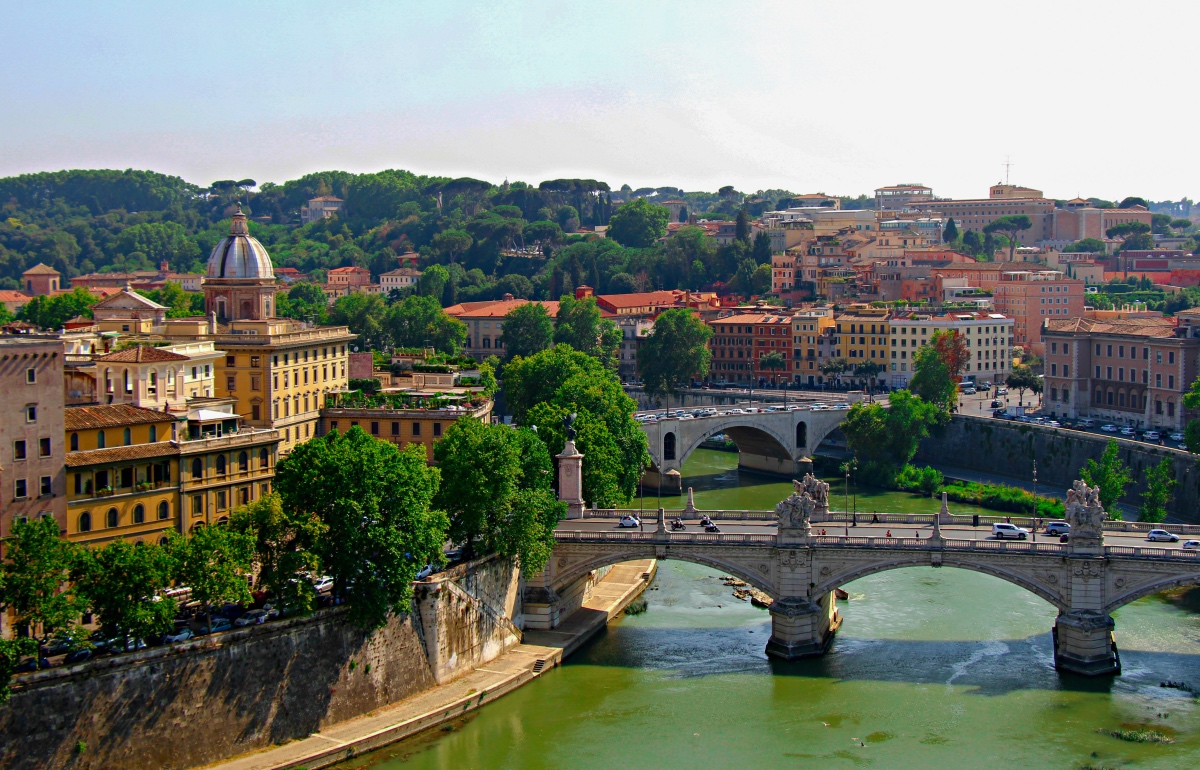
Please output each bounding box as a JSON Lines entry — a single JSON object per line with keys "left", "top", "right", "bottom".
{"left": 1102, "top": 570, "right": 1200, "bottom": 614}
{"left": 673, "top": 419, "right": 794, "bottom": 474}
{"left": 810, "top": 556, "right": 1068, "bottom": 612}
{"left": 552, "top": 548, "right": 778, "bottom": 599}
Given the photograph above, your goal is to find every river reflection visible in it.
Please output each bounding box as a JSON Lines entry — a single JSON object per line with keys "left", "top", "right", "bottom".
{"left": 338, "top": 450, "right": 1200, "bottom": 770}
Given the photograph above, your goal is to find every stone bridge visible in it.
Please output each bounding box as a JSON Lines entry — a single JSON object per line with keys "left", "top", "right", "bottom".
{"left": 527, "top": 484, "right": 1200, "bottom": 676}
{"left": 639, "top": 408, "right": 851, "bottom": 492}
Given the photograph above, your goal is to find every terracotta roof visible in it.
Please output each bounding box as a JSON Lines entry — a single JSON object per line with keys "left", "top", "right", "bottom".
{"left": 596, "top": 290, "right": 683, "bottom": 309}
{"left": 0, "top": 290, "right": 31, "bottom": 302}
{"left": 64, "top": 404, "right": 175, "bottom": 431}
{"left": 92, "top": 289, "right": 167, "bottom": 309}
{"left": 1044, "top": 317, "right": 1178, "bottom": 338}
{"left": 65, "top": 441, "right": 178, "bottom": 468}
{"left": 329, "top": 266, "right": 370, "bottom": 274}
{"left": 381, "top": 268, "right": 421, "bottom": 276}
{"left": 96, "top": 346, "right": 190, "bottom": 363}
{"left": 713, "top": 313, "right": 790, "bottom": 325}
{"left": 22, "top": 263, "right": 60, "bottom": 275}
{"left": 444, "top": 300, "right": 560, "bottom": 319}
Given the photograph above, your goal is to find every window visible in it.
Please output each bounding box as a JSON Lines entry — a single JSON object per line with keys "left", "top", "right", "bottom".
{"left": 192, "top": 457, "right": 203, "bottom": 478}
{"left": 1156, "top": 373, "right": 1162, "bottom": 387}
{"left": 25, "top": 404, "right": 36, "bottom": 423}
{"left": 70, "top": 433, "right": 78, "bottom": 451}
{"left": 25, "top": 367, "right": 35, "bottom": 384}
{"left": 79, "top": 511, "right": 91, "bottom": 532}
{"left": 238, "top": 451, "right": 248, "bottom": 472}
{"left": 1169, "top": 401, "right": 1176, "bottom": 417}
{"left": 39, "top": 476, "right": 51, "bottom": 496}
{"left": 158, "top": 500, "right": 169, "bottom": 520}
{"left": 412, "top": 422, "right": 421, "bottom": 437}
{"left": 106, "top": 508, "right": 118, "bottom": 528}
{"left": 1107, "top": 345, "right": 1112, "bottom": 357}
{"left": 391, "top": 422, "right": 400, "bottom": 436}
{"left": 15, "top": 479, "right": 27, "bottom": 499}
{"left": 192, "top": 495, "right": 203, "bottom": 514}
{"left": 250, "top": 355, "right": 261, "bottom": 367}
{"left": 120, "top": 467, "right": 133, "bottom": 488}
{"left": 74, "top": 473, "right": 82, "bottom": 495}
{"left": 1064, "top": 366, "right": 1070, "bottom": 377}
{"left": 433, "top": 423, "right": 442, "bottom": 438}
{"left": 227, "top": 375, "right": 236, "bottom": 392}
{"left": 149, "top": 425, "right": 157, "bottom": 442}
{"left": 226, "top": 356, "right": 236, "bottom": 368}
{"left": 251, "top": 375, "right": 261, "bottom": 391}
{"left": 259, "top": 448, "right": 269, "bottom": 467}
{"left": 1169, "top": 375, "right": 1175, "bottom": 389}
{"left": 251, "top": 404, "right": 261, "bottom": 421}
{"left": 371, "top": 421, "right": 380, "bottom": 436}
{"left": 1169, "top": 351, "right": 1176, "bottom": 364}
{"left": 13, "top": 440, "right": 26, "bottom": 460}
{"left": 216, "top": 455, "right": 227, "bottom": 475}
{"left": 217, "top": 490, "right": 227, "bottom": 510}
{"left": 124, "top": 428, "right": 132, "bottom": 446}
{"left": 133, "top": 504, "right": 144, "bottom": 524}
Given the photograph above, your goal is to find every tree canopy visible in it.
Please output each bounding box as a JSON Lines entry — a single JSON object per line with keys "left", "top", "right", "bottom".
{"left": 637, "top": 308, "right": 712, "bottom": 398}
{"left": 500, "top": 301, "right": 554, "bottom": 360}
{"left": 607, "top": 197, "right": 669, "bottom": 248}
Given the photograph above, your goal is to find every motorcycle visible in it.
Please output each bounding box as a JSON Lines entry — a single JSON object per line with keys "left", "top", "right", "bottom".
{"left": 671, "top": 519, "right": 686, "bottom": 531}
{"left": 704, "top": 523, "right": 721, "bottom": 534}
{"left": 699, "top": 516, "right": 713, "bottom": 527}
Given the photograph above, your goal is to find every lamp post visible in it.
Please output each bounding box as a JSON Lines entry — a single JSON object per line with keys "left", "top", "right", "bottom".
{"left": 1032, "top": 458, "right": 1038, "bottom": 537}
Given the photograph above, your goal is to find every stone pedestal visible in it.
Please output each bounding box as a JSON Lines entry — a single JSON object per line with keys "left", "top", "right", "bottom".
{"left": 556, "top": 440, "right": 585, "bottom": 519}
{"left": 682, "top": 487, "right": 697, "bottom": 516}
{"left": 765, "top": 593, "right": 838, "bottom": 660}
{"left": 1054, "top": 610, "right": 1120, "bottom": 676}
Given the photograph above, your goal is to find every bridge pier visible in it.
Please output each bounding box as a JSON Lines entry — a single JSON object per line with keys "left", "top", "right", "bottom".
{"left": 1053, "top": 611, "right": 1121, "bottom": 676}
{"left": 766, "top": 592, "right": 839, "bottom": 660}
{"left": 638, "top": 467, "right": 682, "bottom": 496}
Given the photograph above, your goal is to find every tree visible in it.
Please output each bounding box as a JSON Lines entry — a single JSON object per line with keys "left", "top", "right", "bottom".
{"left": 1182, "top": 375, "right": 1200, "bottom": 453}
{"left": 1062, "top": 238, "right": 1107, "bottom": 254}
{"left": 854, "top": 360, "right": 885, "bottom": 393}
{"left": 229, "top": 493, "right": 325, "bottom": 616}
{"left": 751, "top": 263, "right": 772, "bottom": 294}
{"left": 433, "top": 419, "right": 563, "bottom": 571}
{"left": 18, "top": 287, "right": 99, "bottom": 329}
{"left": 760, "top": 350, "right": 787, "bottom": 390}
{"left": 1138, "top": 458, "right": 1175, "bottom": 524}
{"left": 735, "top": 209, "right": 751, "bottom": 243}
{"left": 0, "top": 517, "right": 82, "bottom": 649}
{"left": 637, "top": 308, "right": 713, "bottom": 405}
{"left": 418, "top": 264, "right": 450, "bottom": 299}
{"left": 500, "top": 302, "right": 554, "bottom": 360}
{"left": 432, "top": 229, "right": 472, "bottom": 264}
{"left": 943, "top": 217, "right": 959, "bottom": 243}
{"left": 1105, "top": 221, "right": 1151, "bottom": 240}
{"left": 910, "top": 330, "right": 968, "bottom": 412}
{"left": 820, "top": 357, "right": 849, "bottom": 385}
{"left": 504, "top": 345, "right": 648, "bottom": 506}
{"left": 1006, "top": 364, "right": 1042, "bottom": 406}
{"left": 331, "top": 292, "right": 389, "bottom": 349}
{"left": 553, "top": 294, "right": 620, "bottom": 368}
{"left": 607, "top": 197, "right": 669, "bottom": 248}
{"left": 1080, "top": 439, "right": 1133, "bottom": 517}
{"left": 751, "top": 231, "right": 772, "bottom": 265}
{"left": 72, "top": 539, "right": 177, "bottom": 649}
{"left": 1118, "top": 196, "right": 1149, "bottom": 209}
{"left": 983, "top": 215, "right": 1032, "bottom": 260}
{"left": 841, "top": 390, "right": 941, "bottom": 484}
{"left": 276, "top": 281, "right": 329, "bottom": 323}
{"left": 275, "top": 427, "right": 448, "bottom": 629}
{"left": 387, "top": 294, "right": 467, "bottom": 353}
{"left": 171, "top": 523, "right": 256, "bottom": 631}
{"left": 962, "top": 229, "right": 984, "bottom": 256}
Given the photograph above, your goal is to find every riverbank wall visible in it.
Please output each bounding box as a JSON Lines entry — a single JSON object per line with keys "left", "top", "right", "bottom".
{"left": 915, "top": 415, "right": 1200, "bottom": 522}
{"left": 0, "top": 555, "right": 522, "bottom": 770}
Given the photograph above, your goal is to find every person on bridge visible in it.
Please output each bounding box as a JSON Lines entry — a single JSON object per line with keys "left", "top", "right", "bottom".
{"left": 885, "top": 530, "right": 892, "bottom": 538}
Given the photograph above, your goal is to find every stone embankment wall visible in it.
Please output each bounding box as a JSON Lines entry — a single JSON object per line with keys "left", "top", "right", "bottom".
{"left": 0, "top": 556, "right": 522, "bottom": 770}
{"left": 916, "top": 416, "right": 1200, "bottom": 522}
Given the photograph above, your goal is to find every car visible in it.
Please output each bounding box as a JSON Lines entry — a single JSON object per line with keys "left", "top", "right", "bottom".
{"left": 992, "top": 523, "right": 1030, "bottom": 540}
{"left": 1047, "top": 420, "right": 1061, "bottom": 428}
{"left": 234, "top": 610, "right": 270, "bottom": 627}
{"left": 415, "top": 564, "right": 435, "bottom": 581}
{"left": 1119, "top": 426, "right": 1136, "bottom": 436}
{"left": 162, "top": 627, "right": 194, "bottom": 643}
{"left": 834, "top": 403, "right": 851, "bottom": 410}
{"left": 678, "top": 414, "right": 695, "bottom": 419}
{"left": 39, "top": 637, "right": 74, "bottom": 657}
{"left": 1045, "top": 521, "right": 1071, "bottom": 536}
{"left": 996, "top": 387, "right": 1009, "bottom": 395}
{"left": 63, "top": 649, "right": 94, "bottom": 665}
{"left": 1170, "top": 432, "right": 1185, "bottom": 442}
{"left": 1144, "top": 431, "right": 1161, "bottom": 441}
{"left": 16, "top": 657, "right": 51, "bottom": 672}
{"left": 1078, "top": 419, "right": 1095, "bottom": 428}
{"left": 1147, "top": 529, "right": 1179, "bottom": 543}
{"left": 808, "top": 403, "right": 827, "bottom": 410}
{"left": 990, "top": 399, "right": 1004, "bottom": 408}
{"left": 312, "top": 576, "right": 335, "bottom": 593}
{"left": 618, "top": 515, "right": 641, "bottom": 528}
{"left": 961, "top": 387, "right": 977, "bottom": 395}
{"left": 1182, "top": 540, "right": 1200, "bottom": 551}
{"left": 992, "top": 409, "right": 1008, "bottom": 419}
{"left": 195, "top": 618, "right": 233, "bottom": 635}
{"left": 1101, "top": 424, "right": 1119, "bottom": 432}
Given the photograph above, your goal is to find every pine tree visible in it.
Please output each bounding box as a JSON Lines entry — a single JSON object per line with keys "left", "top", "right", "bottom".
{"left": 943, "top": 217, "right": 959, "bottom": 243}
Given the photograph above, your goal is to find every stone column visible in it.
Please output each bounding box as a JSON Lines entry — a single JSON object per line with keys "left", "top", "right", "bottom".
{"left": 682, "top": 487, "right": 697, "bottom": 517}
{"left": 1054, "top": 610, "right": 1120, "bottom": 676}
{"left": 556, "top": 440, "right": 585, "bottom": 520}
{"left": 766, "top": 593, "right": 838, "bottom": 660}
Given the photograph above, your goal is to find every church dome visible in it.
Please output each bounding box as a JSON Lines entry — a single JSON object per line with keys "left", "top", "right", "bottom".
{"left": 207, "top": 207, "right": 274, "bottom": 280}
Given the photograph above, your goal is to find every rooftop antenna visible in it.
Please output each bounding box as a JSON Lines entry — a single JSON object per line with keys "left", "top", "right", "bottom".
{"left": 1003, "top": 155, "right": 1014, "bottom": 185}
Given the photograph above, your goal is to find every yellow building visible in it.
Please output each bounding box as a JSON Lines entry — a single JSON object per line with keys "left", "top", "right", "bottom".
{"left": 178, "top": 401, "right": 279, "bottom": 528}
{"left": 791, "top": 308, "right": 835, "bottom": 383}
{"left": 320, "top": 399, "right": 494, "bottom": 462}
{"left": 64, "top": 404, "right": 180, "bottom": 545}
{"left": 833, "top": 308, "right": 892, "bottom": 369}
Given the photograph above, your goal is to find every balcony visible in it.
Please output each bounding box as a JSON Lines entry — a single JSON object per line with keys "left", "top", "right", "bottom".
{"left": 178, "top": 428, "right": 281, "bottom": 454}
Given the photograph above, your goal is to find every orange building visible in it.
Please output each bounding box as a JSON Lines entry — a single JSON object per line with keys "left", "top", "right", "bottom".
{"left": 991, "top": 271, "right": 1086, "bottom": 354}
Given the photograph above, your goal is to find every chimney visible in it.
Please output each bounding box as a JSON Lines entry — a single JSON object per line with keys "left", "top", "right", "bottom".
{"left": 210, "top": 311, "right": 217, "bottom": 335}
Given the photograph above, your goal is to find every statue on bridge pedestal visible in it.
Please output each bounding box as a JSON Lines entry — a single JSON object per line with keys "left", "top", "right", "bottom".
{"left": 776, "top": 473, "right": 830, "bottom": 533}
{"left": 1065, "top": 479, "right": 1106, "bottom": 546}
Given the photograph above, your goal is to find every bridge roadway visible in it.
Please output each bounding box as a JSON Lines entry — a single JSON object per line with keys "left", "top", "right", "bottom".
{"left": 525, "top": 512, "right": 1200, "bottom": 677}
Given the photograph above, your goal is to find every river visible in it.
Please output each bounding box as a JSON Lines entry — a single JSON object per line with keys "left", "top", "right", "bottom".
{"left": 337, "top": 449, "right": 1200, "bottom": 769}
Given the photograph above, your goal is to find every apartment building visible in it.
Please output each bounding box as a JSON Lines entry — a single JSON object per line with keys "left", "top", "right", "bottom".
{"left": 320, "top": 400, "right": 493, "bottom": 462}
{"left": 791, "top": 309, "right": 835, "bottom": 385}
{"left": 1043, "top": 317, "right": 1200, "bottom": 430}
{"left": 0, "top": 336, "right": 67, "bottom": 539}
{"left": 444, "top": 298, "right": 561, "bottom": 361}
{"left": 991, "top": 271, "right": 1085, "bottom": 354}
{"left": 886, "top": 312, "right": 1013, "bottom": 389}
{"left": 833, "top": 308, "right": 892, "bottom": 366}
{"left": 911, "top": 194, "right": 1055, "bottom": 245}
{"left": 379, "top": 267, "right": 422, "bottom": 293}
{"left": 707, "top": 313, "right": 792, "bottom": 384}
{"left": 875, "top": 184, "right": 935, "bottom": 210}
{"left": 300, "top": 196, "right": 344, "bottom": 224}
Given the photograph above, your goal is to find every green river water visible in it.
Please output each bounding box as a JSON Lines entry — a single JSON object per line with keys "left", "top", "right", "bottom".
{"left": 337, "top": 449, "right": 1200, "bottom": 770}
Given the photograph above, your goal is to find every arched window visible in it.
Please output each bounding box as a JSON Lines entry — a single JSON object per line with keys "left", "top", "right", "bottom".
{"left": 97, "top": 430, "right": 106, "bottom": 449}
{"left": 216, "top": 455, "right": 227, "bottom": 475}
{"left": 238, "top": 451, "right": 248, "bottom": 472}
{"left": 192, "top": 457, "right": 203, "bottom": 478}
{"left": 158, "top": 500, "right": 169, "bottom": 520}
{"left": 124, "top": 428, "right": 132, "bottom": 445}
{"left": 106, "top": 508, "right": 119, "bottom": 528}
{"left": 259, "top": 448, "right": 269, "bottom": 468}
{"left": 217, "top": 516, "right": 229, "bottom": 526}
{"left": 158, "top": 536, "right": 169, "bottom": 547}
{"left": 79, "top": 511, "right": 92, "bottom": 532}
{"left": 70, "top": 432, "right": 79, "bottom": 451}
{"left": 133, "top": 504, "right": 145, "bottom": 524}
{"left": 796, "top": 422, "right": 808, "bottom": 449}
{"left": 663, "top": 432, "right": 676, "bottom": 462}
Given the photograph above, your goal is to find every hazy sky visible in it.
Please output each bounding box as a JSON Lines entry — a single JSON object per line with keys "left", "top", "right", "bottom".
{"left": 3, "top": 1, "right": 1195, "bottom": 201}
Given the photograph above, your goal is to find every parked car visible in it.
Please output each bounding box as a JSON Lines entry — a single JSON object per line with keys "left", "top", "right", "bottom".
{"left": 1170, "top": 432, "right": 1185, "bottom": 442}
{"left": 1144, "top": 431, "right": 1161, "bottom": 441}
{"left": 1045, "top": 521, "right": 1071, "bottom": 536}
{"left": 312, "top": 576, "right": 335, "bottom": 594}
{"left": 1182, "top": 540, "right": 1200, "bottom": 551}
{"left": 996, "top": 387, "right": 1008, "bottom": 395}
{"left": 234, "top": 610, "right": 270, "bottom": 628}
{"left": 163, "top": 627, "right": 194, "bottom": 644}
{"left": 1119, "top": 426, "right": 1136, "bottom": 436}
{"left": 39, "top": 637, "right": 74, "bottom": 657}
{"left": 1147, "top": 529, "right": 1180, "bottom": 543}
{"left": 1078, "top": 419, "right": 1095, "bottom": 428}
{"left": 961, "top": 387, "right": 977, "bottom": 395}
{"left": 990, "top": 399, "right": 1004, "bottom": 408}
{"left": 992, "top": 523, "right": 1030, "bottom": 540}
{"left": 618, "top": 515, "right": 641, "bottom": 528}
{"left": 834, "top": 403, "right": 851, "bottom": 410}
{"left": 63, "top": 649, "right": 94, "bottom": 665}
{"left": 1101, "top": 424, "right": 1119, "bottom": 432}
{"left": 1047, "top": 420, "right": 1062, "bottom": 428}
{"left": 415, "top": 564, "right": 435, "bottom": 581}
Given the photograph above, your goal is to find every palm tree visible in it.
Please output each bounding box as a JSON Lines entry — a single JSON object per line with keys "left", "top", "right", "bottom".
{"left": 760, "top": 351, "right": 788, "bottom": 405}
